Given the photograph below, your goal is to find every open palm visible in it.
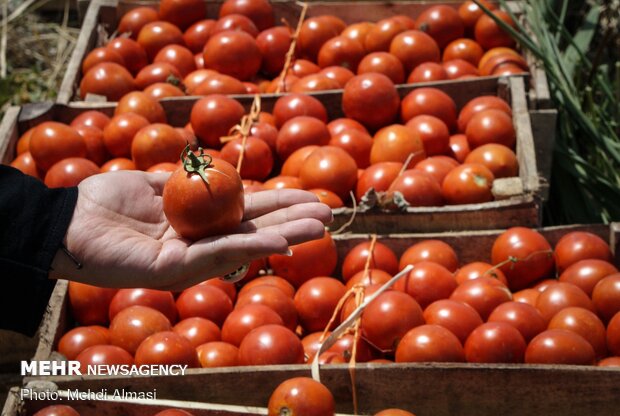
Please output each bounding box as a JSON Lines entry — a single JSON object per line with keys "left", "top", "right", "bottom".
{"left": 50, "top": 171, "right": 332, "bottom": 290}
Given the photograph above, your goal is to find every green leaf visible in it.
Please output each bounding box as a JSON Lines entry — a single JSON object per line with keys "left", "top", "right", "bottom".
{"left": 562, "top": 5, "right": 600, "bottom": 79}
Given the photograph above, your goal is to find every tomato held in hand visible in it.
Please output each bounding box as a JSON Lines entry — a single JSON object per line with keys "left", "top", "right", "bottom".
{"left": 163, "top": 146, "right": 244, "bottom": 240}
{"left": 268, "top": 377, "right": 335, "bottom": 416}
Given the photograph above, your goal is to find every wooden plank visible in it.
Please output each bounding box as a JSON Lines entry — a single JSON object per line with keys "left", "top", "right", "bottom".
{"left": 529, "top": 108, "right": 557, "bottom": 197}
{"left": 0, "top": 107, "right": 21, "bottom": 165}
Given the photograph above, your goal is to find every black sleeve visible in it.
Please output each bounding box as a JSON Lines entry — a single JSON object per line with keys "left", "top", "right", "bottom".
{"left": 0, "top": 165, "right": 78, "bottom": 336}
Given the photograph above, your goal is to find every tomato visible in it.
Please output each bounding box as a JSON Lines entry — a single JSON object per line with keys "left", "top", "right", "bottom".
{"left": 68, "top": 282, "right": 118, "bottom": 326}
{"left": 355, "top": 161, "right": 403, "bottom": 201}
{"left": 356, "top": 52, "right": 404, "bottom": 84}
{"left": 559, "top": 260, "right": 617, "bottom": 297}
{"left": 183, "top": 19, "right": 216, "bottom": 53}
{"left": 449, "top": 133, "right": 471, "bottom": 162}
{"left": 175, "top": 285, "right": 233, "bottom": 326}
{"left": 109, "top": 305, "right": 171, "bottom": 354}
{"left": 450, "top": 276, "right": 512, "bottom": 320}
{"left": 388, "top": 170, "right": 444, "bottom": 207}
{"left": 238, "top": 324, "right": 305, "bottom": 365}
{"left": 76, "top": 345, "right": 133, "bottom": 373}
{"left": 536, "top": 282, "right": 595, "bottom": 323}
{"left": 294, "top": 277, "right": 346, "bottom": 333}
{"left": 607, "top": 312, "right": 620, "bottom": 356}
{"left": 395, "top": 324, "right": 465, "bottom": 362}
{"left": 107, "top": 37, "right": 148, "bottom": 76}
{"left": 268, "top": 377, "right": 335, "bottom": 416}
{"left": 263, "top": 175, "right": 302, "bottom": 190}
{"left": 199, "top": 278, "right": 238, "bottom": 303}
{"left": 137, "top": 21, "right": 185, "bottom": 61}
{"left": 273, "top": 93, "right": 327, "bottom": 128}
{"left": 153, "top": 411, "right": 195, "bottom": 416}
{"left": 183, "top": 69, "right": 216, "bottom": 93}
{"left": 235, "top": 285, "right": 297, "bottom": 330}
{"left": 220, "top": 136, "right": 273, "bottom": 181}
{"left": 173, "top": 317, "right": 221, "bottom": 347}
{"left": 58, "top": 326, "right": 109, "bottom": 360}
{"left": 118, "top": 6, "right": 158, "bottom": 38}
{"left": 190, "top": 95, "right": 245, "bottom": 148}
{"left": 479, "top": 53, "right": 528, "bottom": 76}
{"left": 9, "top": 152, "right": 39, "bottom": 178}
{"left": 512, "top": 288, "right": 540, "bottom": 307}
{"left": 465, "top": 109, "right": 516, "bottom": 149}
{"left": 290, "top": 73, "right": 341, "bottom": 93}
{"left": 131, "top": 124, "right": 186, "bottom": 170}
{"left": 464, "top": 322, "right": 526, "bottom": 363}
{"left": 554, "top": 231, "right": 613, "bottom": 273}
{"left": 101, "top": 157, "right": 136, "bottom": 172}
{"left": 309, "top": 188, "right": 344, "bottom": 208}
{"left": 193, "top": 72, "right": 248, "bottom": 95}
{"left": 203, "top": 30, "right": 261, "bottom": 81}
{"left": 401, "top": 88, "right": 457, "bottom": 131}
{"left": 239, "top": 276, "right": 295, "bottom": 299}
{"left": 154, "top": 44, "right": 197, "bottom": 78}
{"left": 196, "top": 341, "right": 239, "bottom": 367}
{"left": 149, "top": 160, "right": 182, "bottom": 172}
{"left": 219, "top": 0, "right": 274, "bottom": 31}
{"left": 250, "top": 122, "right": 278, "bottom": 152}
{"left": 276, "top": 116, "right": 331, "bottom": 161}
{"left": 443, "top": 38, "right": 484, "bottom": 66}
{"left": 443, "top": 59, "right": 479, "bottom": 79}
{"left": 390, "top": 30, "right": 440, "bottom": 73}
{"left": 345, "top": 269, "right": 393, "bottom": 290}
{"left": 211, "top": 14, "right": 259, "bottom": 37}
{"left": 221, "top": 304, "right": 283, "bottom": 347}
{"left": 298, "top": 146, "right": 358, "bottom": 200}
{"left": 407, "top": 62, "right": 448, "bottom": 83}
{"left": 16, "top": 128, "right": 34, "bottom": 155}
{"left": 269, "top": 231, "right": 338, "bottom": 288}
{"left": 320, "top": 66, "right": 355, "bottom": 87}
{"left": 399, "top": 240, "right": 458, "bottom": 273}
{"left": 101, "top": 113, "right": 148, "bottom": 158}
{"left": 80, "top": 62, "right": 136, "bottom": 101}
{"left": 108, "top": 288, "right": 177, "bottom": 323}
{"left": 598, "top": 357, "right": 620, "bottom": 367}
{"left": 256, "top": 26, "right": 292, "bottom": 76}
{"left": 487, "top": 301, "right": 545, "bottom": 343}
{"left": 317, "top": 36, "right": 365, "bottom": 72}
{"left": 280, "top": 146, "right": 319, "bottom": 178}
{"left": 33, "top": 406, "right": 80, "bottom": 416}
{"left": 73, "top": 125, "right": 108, "bottom": 166}
{"left": 343, "top": 73, "right": 400, "bottom": 131}
{"left": 114, "top": 91, "right": 166, "bottom": 124}
{"left": 342, "top": 21, "right": 375, "bottom": 46}
{"left": 592, "top": 274, "right": 620, "bottom": 322}
{"left": 135, "top": 62, "right": 182, "bottom": 90}
{"left": 413, "top": 156, "right": 459, "bottom": 187}
{"left": 442, "top": 163, "right": 495, "bottom": 205}
{"left": 491, "top": 227, "right": 554, "bottom": 291}
{"left": 364, "top": 17, "right": 407, "bottom": 53}
{"left": 414, "top": 5, "right": 464, "bottom": 49}
{"left": 342, "top": 241, "right": 399, "bottom": 282}
{"left": 464, "top": 143, "right": 518, "bottom": 178}
{"left": 44, "top": 157, "right": 100, "bottom": 188}
{"left": 296, "top": 16, "right": 345, "bottom": 62}
{"left": 458, "top": 0, "right": 496, "bottom": 32}
{"left": 291, "top": 59, "right": 322, "bottom": 78}
{"left": 266, "top": 73, "right": 299, "bottom": 93}
{"left": 370, "top": 124, "right": 425, "bottom": 167}
{"left": 525, "top": 329, "right": 595, "bottom": 365}
{"left": 454, "top": 262, "right": 507, "bottom": 285}
{"left": 374, "top": 410, "right": 415, "bottom": 416}
{"left": 423, "top": 299, "right": 482, "bottom": 344}
{"left": 135, "top": 331, "right": 199, "bottom": 367}
{"left": 405, "top": 115, "right": 450, "bottom": 156}
{"left": 328, "top": 333, "right": 376, "bottom": 362}
{"left": 394, "top": 261, "right": 457, "bottom": 308}
{"left": 82, "top": 47, "right": 125, "bottom": 75}
{"left": 548, "top": 307, "right": 607, "bottom": 358}
{"left": 301, "top": 331, "right": 325, "bottom": 361}
{"left": 474, "top": 10, "right": 517, "bottom": 50}
{"left": 72, "top": 111, "right": 110, "bottom": 131}
{"left": 29, "top": 122, "right": 86, "bottom": 172}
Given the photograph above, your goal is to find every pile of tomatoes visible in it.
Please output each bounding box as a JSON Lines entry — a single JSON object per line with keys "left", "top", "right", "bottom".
{"left": 78, "top": 0, "right": 527, "bottom": 101}
{"left": 9, "top": 81, "right": 517, "bottom": 208}
{"left": 60, "top": 227, "right": 620, "bottom": 372}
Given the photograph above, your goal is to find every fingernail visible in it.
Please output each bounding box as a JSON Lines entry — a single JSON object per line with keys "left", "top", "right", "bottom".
{"left": 285, "top": 249, "right": 293, "bottom": 256}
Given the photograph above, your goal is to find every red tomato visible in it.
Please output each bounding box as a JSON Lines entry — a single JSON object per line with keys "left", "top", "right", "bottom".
{"left": 44, "top": 158, "right": 100, "bottom": 188}
{"left": 457, "top": 95, "right": 512, "bottom": 133}
{"left": 173, "top": 317, "right": 221, "bottom": 348}
{"left": 190, "top": 95, "right": 245, "bottom": 148}
{"left": 399, "top": 240, "right": 459, "bottom": 272}
{"left": 82, "top": 47, "right": 125, "bottom": 75}
{"left": 176, "top": 285, "right": 233, "bottom": 326}
{"left": 341, "top": 21, "right": 375, "bottom": 46}
{"left": 464, "top": 143, "right": 518, "bottom": 178}
{"left": 309, "top": 188, "right": 345, "bottom": 208}
{"left": 450, "top": 276, "right": 512, "bottom": 320}
{"left": 491, "top": 227, "right": 555, "bottom": 291}
{"left": 101, "top": 157, "right": 136, "bottom": 172}
{"left": 474, "top": 10, "right": 516, "bottom": 50}
{"left": 458, "top": 0, "right": 496, "bottom": 32}
{"left": 388, "top": 169, "right": 444, "bottom": 207}
{"left": 9, "top": 152, "right": 39, "bottom": 178}
{"left": 250, "top": 122, "right": 278, "bottom": 152}
{"left": 442, "top": 59, "right": 479, "bottom": 79}
{"left": 199, "top": 278, "right": 237, "bottom": 303}
{"left": 345, "top": 269, "right": 393, "bottom": 290}
{"left": 163, "top": 149, "right": 243, "bottom": 240}
{"left": 70, "top": 111, "right": 111, "bottom": 130}
{"left": 404, "top": 115, "right": 451, "bottom": 156}
{"left": 487, "top": 301, "right": 546, "bottom": 342}
{"left": 592, "top": 274, "right": 620, "bottom": 322}
{"left": 414, "top": 5, "right": 464, "bottom": 49}
{"left": 320, "top": 65, "right": 355, "bottom": 88}
{"left": 268, "top": 377, "right": 335, "bottom": 416}
{"left": 296, "top": 16, "right": 345, "bottom": 62}
{"left": 117, "top": 6, "right": 158, "bottom": 38}
{"left": 327, "top": 118, "right": 369, "bottom": 137}
{"left": 131, "top": 124, "right": 186, "bottom": 171}
{"left": 449, "top": 133, "right": 471, "bottom": 162}
{"left": 238, "top": 324, "right": 305, "bottom": 365}
{"left": 454, "top": 262, "right": 508, "bottom": 285}
{"left": 29, "top": 122, "right": 87, "bottom": 172}
{"left": 238, "top": 276, "right": 295, "bottom": 299}
{"left": 221, "top": 304, "right": 283, "bottom": 347}
{"left": 235, "top": 285, "right": 297, "bottom": 331}
{"left": 370, "top": 124, "right": 426, "bottom": 167}
{"left": 108, "top": 288, "right": 177, "bottom": 323}
{"left": 423, "top": 299, "right": 482, "bottom": 344}
{"left": 273, "top": 93, "right": 327, "bottom": 128}
{"left": 73, "top": 125, "right": 108, "bottom": 166}
{"left": 389, "top": 30, "right": 440, "bottom": 73}
{"left": 294, "top": 277, "right": 346, "bottom": 333}
{"left": 256, "top": 26, "right": 292, "bottom": 76}
{"left": 407, "top": 62, "right": 448, "bottom": 83}
{"left": 443, "top": 38, "right": 484, "bottom": 66}
{"left": 548, "top": 307, "right": 607, "bottom": 358}
{"left": 355, "top": 161, "right": 403, "bottom": 201}
{"left": 58, "top": 326, "right": 109, "bottom": 360}
{"left": 357, "top": 52, "right": 405, "bottom": 84}
{"left": 525, "top": 329, "right": 595, "bottom": 365}
{"left": 107, "top": 37, "right": 148, "bottom": 75}
{"left": 607, "top": 312, "right": 620, "bottom": 356}
{"left": 147, "top": 162, "right": 178, "bottom": 173}
{"left": 342, "top": 241, "right": 399, "bottom": 282}
{"left": 269, "top": 231, "right": 338, "bottom": 288}
{"left": 328, "top": 333, "right": 376, "bottom": 363}
{"left": 343, "top": 73, "right": 400, "bottom": 131}
{"left": 109, "top": 305, "right": 172, "bottom": 354}
{"left": 135, "top": 62, "right": 182, "bottom": 90}
{"left": 79, "top": 63, "right": 136, "bottom": 101}
{"left": 219, "top": 0, "right": 274, "bottom": 31}
{"left": 153, "top": 44, "right": 197, "bottom": 78}
{"left": 33, "top": 406, "right": 80, "bottom": 416}
{"left": 196, "top": 341, "right": 239, "bottom": 367}
{"left": 298, "top": 146, "right": 358, "bottom": 200}
{"left": 135, "top": 331, "right": 199, "bottom": 367}
{"left": 290, "top": 73, "right": 341, "bottom": 93}
{"left": 464, "top": 322, "right": 526, "bottom": 363}
{"left": 401, "top": 88, "right": 457, "bottom": 131}
{"left": 465, "top": 109, "right": 516, "bottom": 149}
{"left": 559, "top": 259, "right": 618, "bottom": 297}
{"left": 263, "top": 175, "right": 302, "bottom": 190}
{"left": 413, "top": 156, "right": 459, "bottom": 185}
{"left": 203, "top": 31, "right": 261, "bottom": 81}
{"left": 554, "top": 231, "right": 613, "bottom": 273}
{"left": 68, "top": 282, "right": 118, "bottom": 326}
{"left": 395, "top": 324, "right": 465, "bottom": 362}
{"left": 394, "top": 261, "right": 457, "bottom": 308}
{"left": 137, "top": 21, "right": 185, "bottom": 60}
{"left": 76, "top": 345, "right": 133, "bottom": 373}
{"left": 183, "top": 19, "right": 216, "bottom": 54}
{"left": 159, "top": 0, "right": 206, "bottom": 30}
{"left": 291, "top": 59, "right": 322, "bottom": 78}
{"left": 365, "top": 17, "right": 407, "bottom": 53}
{"left": 317, "top": 36, "right": 365, "bottom": 72}
{"left": 103, "top": 113, "right": 150, "bottom": 158}
{"left": 536, "top": 282, "right": 595, "bottom": 323}
{"left": 220, "top": 136, "right": 274, "bottom": 181}
{"left": 211, "top": 14, "right": 259, "bottom": 37}
{"left": 328, "top": 130, "right": 373, "bottom": 169}
{"left": 512, "top": 288, "right": 540, "bottom": 307}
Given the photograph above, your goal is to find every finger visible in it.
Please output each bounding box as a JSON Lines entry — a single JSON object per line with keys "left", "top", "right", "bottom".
{"left": 255, "top": 218, "right": 327, "bottom": 246}
{"left": 237, "top": 202, "right": 333, "bottom": 233}
{"left": 145, "top": 171, "right": 173, "bottom": 195}
{"left": 243, "top": 189, "right": 320, "bottom": 220}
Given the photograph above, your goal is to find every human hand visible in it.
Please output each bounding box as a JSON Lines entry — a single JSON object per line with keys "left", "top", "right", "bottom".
{"left": 50, "top": 170, "right": 332, "bottom": 291}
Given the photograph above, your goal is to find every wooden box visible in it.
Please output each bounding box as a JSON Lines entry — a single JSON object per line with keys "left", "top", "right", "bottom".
{"left": 22, "top": 223, "right": 620, "bottom": 416}
{"left": 1, "top": 76, "right": 543, "bottom": 233}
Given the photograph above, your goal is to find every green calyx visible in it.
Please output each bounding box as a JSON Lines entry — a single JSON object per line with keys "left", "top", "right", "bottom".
{"left": 180, "top": 144, "right": 213, "bottom": 184}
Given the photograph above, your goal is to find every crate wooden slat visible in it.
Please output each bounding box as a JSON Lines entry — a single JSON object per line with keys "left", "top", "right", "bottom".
{"left": 22, "top": 223, "right": 620, "bottom": 416}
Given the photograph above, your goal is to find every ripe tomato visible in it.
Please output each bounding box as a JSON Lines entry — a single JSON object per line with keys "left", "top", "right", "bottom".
{"left": 153, "top": 410, "right": 195, "bottom": 416}
{"left": 320, "top": 65, "right": 355, "bottom": 87}
{"left": 341, "top": 21, "right": 375, "bottom": 46}
{"left": 211, "top": 14, "right": 259, "bottom": 37}
{"left": 222, "top": 304, "right": 283, "bottom": 347}
{"left": 10, "top": 152, "right": 40, "bottom": 178}
{"left": 487, "top": 301, "right": 545, "bottom": 342}
{"left": 491, "top": 227, "right": 554, "bottom": 291}
{"left": 68, "top": 282, "right": 118, "bottom": 326}
{"left": 76, "top": 345, "right": 133, "bottom": 373}
{"left": 297, "top": 16, "right": 345, "bottom": 62}
{"left": 203, "top": 31, "right": 261, "bottom": 81}
{"left": 219, "top": 0, "right": 274, "bottom": 31}
{"left": 598, "top": 357, "right": 620, "bottom": 367}
{"left": 101, "top": 157, "right": 136, "bottom": 172}
{"left": 512, "top": 288, "right": 540, "bottom": 307}
{"left": 58, "top": 326, "right": 109, "bottom": 360}
{"left": 423, "top": 299, "right": 482, "bottom": 344}
{"left": 370, "top": 124, "right": 425, "bottom": 167}
{"left": 474, "top": 10, "right": 517, "bottom": 50}
{"left": 273, "top": 93, "right": 328, "bottom": 128}
{"left": 395, "top": 324, "right": 465, "bottom": 362}
{"left": 71, "top": 111, "right": 110, "bottom": 130}
{"left": 405, "top": 115, "right": 451, "bottom": 156}
{"left": 465, "top": 109, "right": 516, "bottom": 149}
{"left": 559, "top": 259, "right": 618, "bottom": 297}
{"left": 137, "top": 21, "right": 185, "bottom": 61}
{"left": 554, "top": 231, "right": 613, "bottom": 273}
{"left": 239, "top": 275, "right": 295, "bottom": 299}
{"left": 267, "top": 377, "right": 335, "bottom": 416}
{"left": 309, "top": 188, "right": 345, "bottom": 208}
{"left": 183, "top": 19, "right": 216, "bottom": 54}
{"left": 607, "top": 312, "right": 620, "bottom": 356}
{"left": 117, "top": 6, "right": 158, "bottom": 38}
{"left": 364, "top": 17, "right": 407, "bottom": 53}
{"left": 189, "top": 95, "right": 244, "bottom": 148}
{"left": 276, "top": 116, "right": 331, "bottom": 161}
{"left": 194, "top": 73, "right": 248, "bottom": 95}
{"left": 401, "top": 88, "right": 457, "bottom": 131}
{"left": 407, "top": 62, "right": 448, "bottom": 83}
{"left": 135, "top": 331, "right": 199, "bottom": 367}
{"left": 109, "top": 288, "right": 177, "bottom": 323}
{"left": 390, "top": 30, "right": 440, "bottom": 73}
{"left": 158, "top": 0, "right": 205, "bottom": 30}
{"left": 29, "top": 122, "right": 86, "bottom": 172}
{"left": 548, "top": 307, "right": 607, "bottom": 358}
{"left": 291, "top": 59, "right": 322, "bottom": 78}
{"left": 374, "top": 410, "right": 415, "bottom": 416}
{"left": 103, "top": 113, "right": 150, "bottom": 158}
{"left": 464, "top": 322, "right": 526, "bottom": 363}
{"left": 266, "top": 73, "right": 299, "bottom": 93}
{"left": 343, "top": 73, "right": 400, "bottom": 131}
{"left": 464, "top": 143, "right": 518, "bottom": 178}
{"left": 220, "top": 136, "right": 274, "bottom": 181}
{"left": 290, "top": 73, "right": 341, "bottom": 93}
{"left": 294, "top": 277, "right": 346, "bottom": 333}
{"left": 199, "top": 278, "right": 237, "bottom": 303}
{"left": 250, "top": 121, "right": 278, "bottom": 152}
{"left": 176, "top": 285, "right": 233, "bottom": 326}
{"left": 355, "top": 161, "right": 403, "bottom": 201}
{"left": 454, "top": 262, "right": 507, "bottom": 285}
{"left": 449, "top": 133, "right": 471, "bottom": 162}
{"left": 44, "top": 158, "right": 100, "bottom": 188}
{"left": 441, "top": 163, "right": 495, "bottom": 205}
{"left": 73, "top": 125, "right": 108, "bottom": 166}
{"left": 525, "top": 329, "right": 595, "bottom": 365}
{"left": 458, "top": 0, "right": 496, "bottom": 32}
{"left": 79, "top": 62, "right": 136, "bottom": 101}
{"left": 107, "top": 37, "right": 149, "bottom": 75}
{"left": 342, "top": 241, "right": 399, "bottom": 281}
{"left": 399, "top": 240, "right": 459, "bottom": 272}
{"left": 33, "top": 406, "right": 80, "bottom": 416}
{"left": 479, "top": 53, "right": 528, "bottom": 76}
{"left": 109, "top": 305, "right": 172, "bottom": 355}
{"left": 147, "top": 162, "right": 179, "bottom": 173}
{"left": 298, "top": 146, "right": 358, "bottom": 200}
{"left": 591, "top": 274, "right": 620, "bottom": 322}
{"left": 263, "top": 175, "right": 302, "bottom": 190}
{"left": 443, "top": 38, "right": 484, "bottom": 66}
{"left": 345, "top": 269, "right": 393, "bottom": 290}
{"left": 135, "top": 62, "right": 182, "bottom": 90}
{"left": 131, "top": 124, "right": 186, "bottom": 170}
{"left": 82, "top": 47, "right": 125, "bottom": 75}
{"left": 414, "top": 5, "right": 464, "bottom": 49}
{"left": 269, "top": 231, "right": 338, "bottom": 288}
{"left": 281, "top": 147, "right": 320, "bottom": 178}
{"left": 413, "top": 156, "right": 458, "bottom": 185}
{"left": 443, "top": 59, "right": 479, "bottom": 79}
{"left": 317, "top": 36, "right": 365, "bottom": 72}
{"left": 450, "top": 276, "right": 512, "bottom": 320}
{"left": 327, "top": 333, "right": 376, "bottom": 362}
{"left": 361, "top": 290, "right": 424, "bottom": 351}
{"left": 388, "top": 170, "right": 444, "bottom": 207}
{"left": 256, "top": 26, "right": 291, "bottom": 76}
{"left": 357, "top": 52, "right": 404, "bottom": 84}
{"left": 238, "top": 324, "right": 305, "bottom": 365}
{"left": 394, "top": 261, "right": 457, "bottom": 308}
{"left": 114, "top": 91, "right": 166, "bottom": 123}
{"left": 153, "top": 44, "right": 196, "bottom": 78}
{"left": 196, "top": 341, "right": 239, "bottom": 367}
{"left": 235, "top": 285, "right": 297, "bottom": 330}
{"left": 173, "top": 317, "right": 221, "bottom": 348}
{"left": 536, "top": 282, "right": 595, "bottom": 323}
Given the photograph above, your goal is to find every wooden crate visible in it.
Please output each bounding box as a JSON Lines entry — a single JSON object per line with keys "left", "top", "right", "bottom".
{"left": 23, "top": 223, "right": 620, "bottom": 416}
{"left": 59, "top": 0, "right": 550, "bottom": 109}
